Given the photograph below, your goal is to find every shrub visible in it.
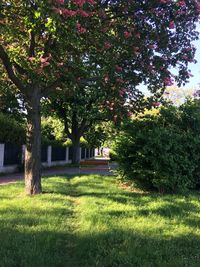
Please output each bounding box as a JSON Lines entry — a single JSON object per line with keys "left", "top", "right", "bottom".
{"left": 114, "top": 103, "right": 200, "bottom": 193}
{"left": 41, "top": 116, "right": 65, "bottom": 145}
{"left": 0, "top": 113, "right": 25, "bottom": 145}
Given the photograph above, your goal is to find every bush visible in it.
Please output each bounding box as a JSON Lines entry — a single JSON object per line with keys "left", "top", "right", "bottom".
{"left": 114, "top": 103, "right": 200, "bottom": 193}
{"left": 41, "top": 116, "right": 65, "bottom": 145}
{"left": 0, "top": 113, "right": 25, "bottom": 144}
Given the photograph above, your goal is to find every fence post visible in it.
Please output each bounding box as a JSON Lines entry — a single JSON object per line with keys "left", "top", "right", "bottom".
{"left": 47, "top": 145, "right": 52, "bottom": 166}
{"left": 66, "top": 147, "right": 69, "bottom": 163}
{"left": 0, "top": 144, "right": 5, "bottom": 169}
{"left": 79, "top": 147, "right": 81, "bottom": 161}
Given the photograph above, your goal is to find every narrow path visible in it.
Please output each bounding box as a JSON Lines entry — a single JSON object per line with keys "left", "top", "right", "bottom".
{"left": 0, "top": 165, "right": 114, "bottom": 185}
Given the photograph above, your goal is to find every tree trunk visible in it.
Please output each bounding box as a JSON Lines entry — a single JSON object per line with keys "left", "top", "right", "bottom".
{"left": 24, "top": 88, "right": 42, "bottom": 195}
{"left": 72, "top": 138, "right": 80, "bottom": 164}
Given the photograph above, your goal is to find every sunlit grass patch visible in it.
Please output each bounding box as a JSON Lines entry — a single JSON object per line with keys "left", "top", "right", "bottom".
{"left": 0, "top": 175, "right": 200, "bottom": 267}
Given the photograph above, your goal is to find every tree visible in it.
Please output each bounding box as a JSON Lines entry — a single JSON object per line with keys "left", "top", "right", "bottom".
{"left": 0, "top": 0, "right": 199, "bottom": 194}
{"left": 42, "top": 81, "right": 132, "bottom": 163}
{"left": 161, "top": 85, "right": 196, "bottom": 106}
{"left": 0, "top": 0, "right": 101, "bottom": 194}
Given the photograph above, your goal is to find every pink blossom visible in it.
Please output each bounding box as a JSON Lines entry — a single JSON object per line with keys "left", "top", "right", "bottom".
{"left": 196, "top": 3, "right": 200, "bottom": 13}
{"left": 57, "top": 62, "right": 64, "bottom": 66}
{"left": 104, "top": 75, "right": 109, "bottom": 82}
{"left": 52, "top": 8, "right": 77, "bottom": 17}
{"left": 52, "top": 7, "right": 62, "bottom": 14}
{"left": 104, "top": 42, "right": 112, "bottom": 49}
{"left": 119, "top": 88, "right": 126, "bottom": 96}
{"left": 41, "top": 62, "right": 50, "bottom": 67}
{"left": 76, "top": 22, "right": 87, "bottom": 33}
{"left": 77, "top": 10, "right": 94, "bottom": 17}
{"left": 72, "top": 0, "right": 86, "bottom": 7}
{"left": 28, "top": 57, "right": 35, "bottom": 61}
{"left": 63, "top": 9, "right": 77, "bottom": 17}
{"left": 40, "top": 54, "right": 52, "bottom": 63}
{"left": 152, "top": 102, "right": 161, "bottom": 107}
{"left": 169, "top": 21, "right": 175, "bottom": 29}
{"left": 116, "top": 65, "right": 123, "bottom": 72}
{"left": 133, "top": 46, "right": 140, "bottom": 51}
{"left": 40, "top": 57, "right": 49, "bottom": 63}
{"left": 135, "top": 33, "right": 141, "bottom": 39}
{"left": 164, "top": 77, "right": 174, "bottom": 86}
{"left": 182, "top": 55, "right": 188, "bottom": 60}
{"left": 54, "top": 0, "right": 65, "bottom": 4}
{"left": 124, "top": 31, "right": 132, "bottom": 38}
{"left": 148, "top": 44, "right": 157, "bottom": 49}
{"left": 178, "top": 0, "right": 186, "bottom": 7}
{"left": 116, "top": 78, "right": 124, "bottom": 83}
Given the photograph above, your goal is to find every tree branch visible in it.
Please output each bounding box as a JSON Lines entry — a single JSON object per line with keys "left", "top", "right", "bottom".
{"left": 29, "top": 31, "right": 36, "bottom": 57}
{"left": 42, "top": 78, "right": 63, "bottom": 96}
{"left": 0, "top": 45, "right": 26, "bottom": 92}
{"left": 13, "top": 61, "right": 28, "bottom": 76}
{"left": 64, "top": 119, "right": 72, "bottom": 139}
{"left": 78, "top": 118, "right": 87, "bottom": 136}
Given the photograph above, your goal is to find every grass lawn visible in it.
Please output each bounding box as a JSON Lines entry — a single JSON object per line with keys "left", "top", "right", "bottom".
{"left": 1, "top": 175, "right": 200, "bottom": 267}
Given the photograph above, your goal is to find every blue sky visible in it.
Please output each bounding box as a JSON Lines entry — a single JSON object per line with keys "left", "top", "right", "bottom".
{"left": 140, "top": 24, "right": 200, "bottom": 94}
{"left": 185, "top": 30, "right": 200, "bottom": 89}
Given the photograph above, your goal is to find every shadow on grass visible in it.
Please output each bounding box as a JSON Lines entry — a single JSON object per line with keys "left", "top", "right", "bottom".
{"left": 1, "top": 175, "right": 200, "bottom": 267}
{"left": 44, "top": 174, "right": 200, "bottom": 228}
{"left": 1, "top": 226, "right": 200, "bottom": 267}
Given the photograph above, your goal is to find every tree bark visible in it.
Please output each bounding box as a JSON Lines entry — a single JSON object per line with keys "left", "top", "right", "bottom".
{"left": 72, "top": 138, "right": 80, "bottom": 164}
{"left": 24, "top": 87, "right": 42, "bottom": 195}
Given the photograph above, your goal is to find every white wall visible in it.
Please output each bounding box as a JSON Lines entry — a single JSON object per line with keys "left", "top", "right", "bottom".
{"left": 0, "top": 145, "right": 94, "bottom": 174}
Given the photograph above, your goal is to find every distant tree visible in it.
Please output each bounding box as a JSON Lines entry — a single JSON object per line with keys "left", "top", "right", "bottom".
{"left": 84, "top": 124, "right": 109, "bottom": 150}
{"left": 162, "top": 85, "right": 196, "bottom": 106}
{"left": 41, "top": 116, "right": 65, "bottom": 144}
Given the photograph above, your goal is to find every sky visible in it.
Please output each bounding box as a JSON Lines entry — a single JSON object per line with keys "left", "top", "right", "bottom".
{"left": 140, "top": 23, "right": 200, "bottom": 94}
{"left": 185, "top": 29, "right": 200, "bottom": 89}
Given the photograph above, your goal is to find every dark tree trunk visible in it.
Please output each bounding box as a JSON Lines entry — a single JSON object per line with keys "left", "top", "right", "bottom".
{"left": 24, "top": 87, "right": 42, "bottom": 195}
{"left": 72, "top": 138, "right": 80, "bottom": 164}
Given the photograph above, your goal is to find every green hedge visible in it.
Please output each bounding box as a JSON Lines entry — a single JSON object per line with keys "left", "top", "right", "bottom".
{"left": 0, "top": 113, "right": 25, "bottom": 145}
{"left": 114, "top": 102, "right": 200, "bottom": 193}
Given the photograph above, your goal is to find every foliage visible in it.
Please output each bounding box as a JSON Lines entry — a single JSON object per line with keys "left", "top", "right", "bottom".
{"left": 1, "top": 175, "right": 200, "bottom": 266}
{"left": 64, "top": 137, "right": 90, "bottom": 147}
{"left": 0, "top": 112, "right": 25, "bottom": 145}
{"left": 0, "top": 67, "right": 25, "bottom": 122}
{"left": 109, "top": 149, "right": 118, "bottom": 161}
{"left": 41, "top": 116, "right": 65, "bottom": 145}
{"left": 84, "top": 123, "right": 109, "bottom": 148}
{"left": 114, "top": 102, "right": 200, "bottom": 192}
{"left": 1, "top": 0, "right": 199, "bottom": 192}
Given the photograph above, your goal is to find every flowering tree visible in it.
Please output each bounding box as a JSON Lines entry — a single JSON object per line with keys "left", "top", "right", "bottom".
{"left": 42, "top": 82, "right": 135, "bottom": 164}
{"left": 0, "top": 0, "right": 199, "bottom": 194}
